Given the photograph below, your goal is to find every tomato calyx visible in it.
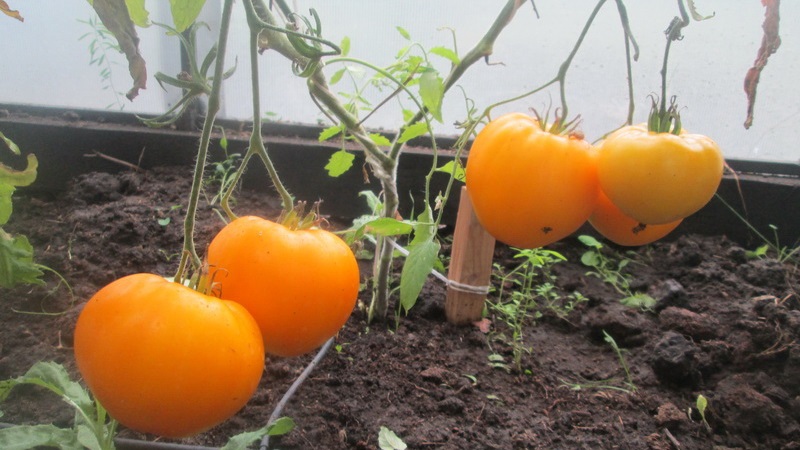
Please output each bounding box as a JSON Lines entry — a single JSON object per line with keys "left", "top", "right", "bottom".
{"left": 647, "top": 94, "right": 683, "bottom": 135}
{"left": 278, "top": 201, "right": 326, "bottom": 230}
{"left": 530, "top": 107, "right": 583, "bottom": 138}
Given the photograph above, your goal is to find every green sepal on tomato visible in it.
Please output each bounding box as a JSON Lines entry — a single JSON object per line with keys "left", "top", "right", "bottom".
{"left": 206, "top": 215, "right": 360, "bottom": 357}
{"left": 466, "top": 112, "right": 599, "bottom": 249}
{"left": 73, "top": 273, "right": 265, "bottom": 438}
{"left": 596, "top": 123, "right": 723, "bottom": 225}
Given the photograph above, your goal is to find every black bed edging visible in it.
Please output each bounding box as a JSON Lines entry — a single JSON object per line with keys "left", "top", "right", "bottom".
{"left": 1, "top": 104, "right": 798, "bottom": 246}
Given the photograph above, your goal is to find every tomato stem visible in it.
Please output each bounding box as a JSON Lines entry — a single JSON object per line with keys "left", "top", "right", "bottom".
{"left": 652, "top": 0, "right": 690, "bottom": 134}
{"left": 175, "top": 0, "right": 235, "bottom": 283}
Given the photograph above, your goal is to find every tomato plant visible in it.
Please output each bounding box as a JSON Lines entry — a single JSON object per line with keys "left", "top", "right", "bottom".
{"left": 596, "top": 123, "right": 724, "bottom": 225}
{"left": 466, "top": 112, "right": 599, "bottom": 249}
{"left": 73, "top": 273, "right": 265, "bottom": 438}
{"left": 589, "top": 188, "right": 682, "bottom": 246}
{"left": 206, "top": 215, "right": 360, "bottom": 357}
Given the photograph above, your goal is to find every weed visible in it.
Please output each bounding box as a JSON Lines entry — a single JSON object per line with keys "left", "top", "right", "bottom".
{"left": 716, "top": 194, "right": 800, "bottom": 264}
{"left": 78, "top": 15, "right": 127, "bottom": 110}
{"left": 578, "top": 235, "right": 655, "bottom": 309}
{"left": 489, "top": 248, "right": 586, "bottom": 372}
{"left": 560, "top": 331, "right": 637, "bottom": 393}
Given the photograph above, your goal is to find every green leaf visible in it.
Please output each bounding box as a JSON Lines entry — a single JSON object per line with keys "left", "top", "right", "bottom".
{"left": 579, "top": 251, "right": 600, "bottom": 268}
{"left": 399, "top": 238, "right": 440, "bottom": 313}
{"left": 697, "top": 394, "right": 708, "bottom": 414}
{"left": 340, "top": 36, "right": 350, "bottom": 56}
{"left": 0, "top": 424, "right": 82, "bottom": 450}
{"left": 369, "top": 133, "right": 391, "bottom": 147}
{"left": 409, "top": 206, "right": 435, "bottom": 247}
{"left": 378, "top": 426, "right": 407, "bottom": 450}
{"left": 619, "top": 293, "right": 656, "bottom": 309}
{"left": 434, "top": 160, "right": 466, "bottom": 182}
{"left": 169, "top": 0, "right": 206, "bottom": 33}
{"left": 124, "top": 0, "right": 149, "bottom": 27}
{"left": 319, "top": 125, "right": 343, "bottom": 142}
{"left": 577, "top": 235, "right": 602, "bottom": 249}
{"left": 0, "top": 234, "right": 45, "bottom": 288}
{"left": 363, "top": 217, "right": 414, "bottom": 237}
{"left": 219, "top": 128, "right": 228, "bottom": 151}
{"left": 0, "top": 131, "right": 20, "bottom": 155}
{"left": 419, "top": 69, "right": 444, "bottom": 123}
{"left": 395, "top": 26, "right": 411, "bottom": 40}
{"left": 76, "top": 425, "right": 103, "bottom": 450}
{"left": 325, "top": 149, "right": 355, "bottom": 177}
{"left": 397, "top": 122, "right": 428, "bottom": 144}
{"left": 329, "top": 67, "right": 346, "bottom": 85}
{"left": 359, "top": 190, "right": 383, "bottom": 214}
{"left": 429, "top": 46, "right": 459, "bottom": 65}
{"left": 267, "top": 417, "right": 295, "bottom": 436}
{"left": 0, "top": 153, "right": 38, "bottom": 187}
{"left": 0, "top": 362, "right": 93, "bottom": 411}
{"left": 157, "top": 217, "right": 171, "bottom": 226}
{"left": 0, "top": 184, "right": 14, "bottom": 225}
{"left": 221, "top": 417, "right": 295, "bottom": 450}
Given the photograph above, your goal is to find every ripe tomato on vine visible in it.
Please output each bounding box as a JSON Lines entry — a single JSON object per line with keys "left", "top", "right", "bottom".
{"left": 466, "top": 112, "right": 599, "bottom": 249}
{"left": 74, "top": 273, "right": 265, "bottom": 438}
{"left": 206, "top": 215, "right": 360, "bottom": 357}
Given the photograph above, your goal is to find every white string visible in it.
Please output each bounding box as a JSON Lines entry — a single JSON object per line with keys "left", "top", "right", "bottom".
{"left": 385, "top": 238, "right": 490, "bottom": 295}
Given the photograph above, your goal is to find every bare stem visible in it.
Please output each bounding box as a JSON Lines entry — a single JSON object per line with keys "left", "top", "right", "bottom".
{"left": 249, "top": 28, "right": 294, "bottom": 212}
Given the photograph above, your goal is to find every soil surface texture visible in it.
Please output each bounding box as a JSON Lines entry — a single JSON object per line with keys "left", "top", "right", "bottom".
{"left": 2, "top": 166, "right": 799, "bottom": 450}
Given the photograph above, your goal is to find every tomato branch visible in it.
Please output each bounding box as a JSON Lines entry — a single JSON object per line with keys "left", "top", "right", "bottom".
{"left": 175, "top": 0, "right": 235, "bottom": 282}
{"left": 248, "top": 28, "right": 294, "bottom": 213}
{"left": 614, "top": 0, "right": 639, "bottom": 125}
{"left": 659, "top": 0, "right": 690, "bottom": 121}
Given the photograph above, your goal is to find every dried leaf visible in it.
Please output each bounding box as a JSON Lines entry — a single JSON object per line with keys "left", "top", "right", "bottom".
{"left": 0, "top": 0, "right": 23, "bottom": 22}
{"left": 91, "top": 0, "right": 148, "bottom": 101}
{"left": 744, "top": 0, "right": 781, "bottom": 129}
{"left": 686, "top": 0, "right": 715, "bottom": 21}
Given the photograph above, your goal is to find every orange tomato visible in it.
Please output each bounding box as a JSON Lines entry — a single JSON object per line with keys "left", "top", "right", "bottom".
{"left": 589, "top": 188, "right": 682, "bottom": 246}
{"left": 206, "top": 216, "right": 360, "bottom": 357}
{"left": 597, "top": 124, "right": 723, "bottom": 225}
{"left": 466, "top": 113, "right": 598, "bottom": 248}
{"left": 74, "top": 273, "right": 264, "bottom": 438}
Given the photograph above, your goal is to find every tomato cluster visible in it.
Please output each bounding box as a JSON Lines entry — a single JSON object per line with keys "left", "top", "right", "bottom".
{"left": 73, "top": 216, "right": 359, "bottom": 437}
{"left": 466, "top": 113, "right": 723, "bottom": 248}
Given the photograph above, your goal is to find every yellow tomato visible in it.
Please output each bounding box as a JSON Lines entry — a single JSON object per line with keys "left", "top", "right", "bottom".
{"left": 589, "top": 188, "right": 682, "bottom": 246}
{"left": 597, "top": 124, "right": 723, "bottom": 225}
{"left": 74, "top": 274, "right": 264, "bottom": 438}
{"left": 466, "top": 113, "right": 598, "bottom": 248}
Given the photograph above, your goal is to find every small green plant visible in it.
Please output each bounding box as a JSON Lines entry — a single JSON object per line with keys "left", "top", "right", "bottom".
{"left": 0, "top": 361, "right": 118, "bottom": 449}
{"left": 560, "top": 331, "right": 637, "bottom": 393}
{"left": 689, "top": 394, "right": 712, "bottom": 432}
{"left": 489, "top": 247, "right": 586, "bottom": 372}
{"left": 716, "top": 195, "right": 800, "bottom": 264}
{"left": 0, "top": 132, "right": 46, "bottom": 289}
{"left": 78, "top": 15, "right": 127, "bottom": 110}
{"left": 0, "top": 361, "right": 295, "bottom": 450}
{"left": 578, "top": 235, "right": 656, "bottom": 309}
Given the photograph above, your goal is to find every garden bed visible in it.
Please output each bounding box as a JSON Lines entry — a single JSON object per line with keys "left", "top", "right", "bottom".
{"left": 2, "top": 164, "right": 799, "bottom": 450}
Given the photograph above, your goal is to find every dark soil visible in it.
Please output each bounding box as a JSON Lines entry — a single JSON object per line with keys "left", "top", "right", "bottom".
{"left": 2, "top": 166, "right": 799, "bottom": 450}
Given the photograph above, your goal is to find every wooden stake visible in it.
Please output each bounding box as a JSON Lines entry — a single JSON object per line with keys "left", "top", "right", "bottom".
{"left": 445, "top": 186, "right": 496, "bottom": 325}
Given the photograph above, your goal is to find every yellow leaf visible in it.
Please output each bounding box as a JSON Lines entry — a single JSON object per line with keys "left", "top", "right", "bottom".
{"left": 0, "top": 0, "right": 24, "bottom": 22}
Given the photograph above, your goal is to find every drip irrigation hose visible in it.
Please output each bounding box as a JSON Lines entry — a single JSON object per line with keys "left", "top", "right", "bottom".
{"left": 260, "top": 337, "right": 335, "bottom": 450}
